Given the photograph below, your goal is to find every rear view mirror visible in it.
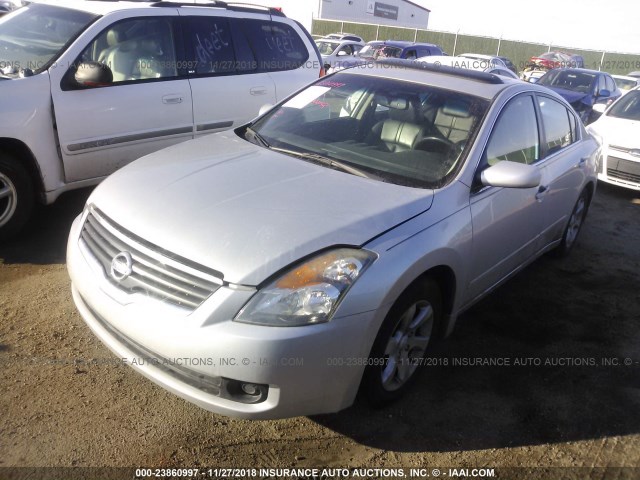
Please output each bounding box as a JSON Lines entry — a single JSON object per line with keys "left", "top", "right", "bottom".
{"left": 74, "top": 62, "right": 113, "bottom": 88}
{"left": 597, "top": 89, "right": 610, "bottom": 98}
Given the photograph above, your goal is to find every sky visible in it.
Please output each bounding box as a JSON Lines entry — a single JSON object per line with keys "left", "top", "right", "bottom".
{"left": 254, "top": 0, "right": 640, "bottom": 55}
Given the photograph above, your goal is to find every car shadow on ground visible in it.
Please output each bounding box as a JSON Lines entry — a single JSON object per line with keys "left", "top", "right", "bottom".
{"left": 312, "top": 185, "right": 640, "bottom": 452}
{"left": 0, "top": 187, "right": 93, "bottom": 265}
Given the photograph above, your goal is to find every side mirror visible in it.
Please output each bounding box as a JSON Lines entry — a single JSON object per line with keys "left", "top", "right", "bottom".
{"left": 592, "top": 103, "right": 607, "bottom": 114}
{"left": 597, "top": 89, "right": 610, "bottom": 98}
{"left": 481, "top": 161, "right": 541, "bottom": 189}
{"left": 337, "top": 50, "right": 349, "bottom": 57}
{"left": 528, "top": 77, "right": 539, "bottom": 84}
{"left": 74, "top": 62, "right": 113, "bottom": 88}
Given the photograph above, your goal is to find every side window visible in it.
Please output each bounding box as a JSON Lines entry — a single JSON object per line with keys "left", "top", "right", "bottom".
{"left": 597, "top": 75, "right": 606, "bottom": 94}
{"left": 605, "top": 75, "right": 616, "bottom": 92}
{"left": 240, "top": 19, "right": 308, "bottom": 72}
{"left": 485, "top": 95, "right": 540, "bottom": 166}
{"left": 538, "top": 96, "right": 575, "bottom": 154}
{"left": 80, "top": 17, "right": 177, "bottom": 82}
{"left": 184, "top": 17, "right": 235, "bottom": 75}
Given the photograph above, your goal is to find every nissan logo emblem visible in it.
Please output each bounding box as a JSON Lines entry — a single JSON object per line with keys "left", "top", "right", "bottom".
{"left": 110, "top": 251, "right": 133, "bottom": 281}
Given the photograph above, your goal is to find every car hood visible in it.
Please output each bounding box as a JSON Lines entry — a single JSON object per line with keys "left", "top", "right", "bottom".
{"left": 89, "top": 132, "right": 434, "bottom": 286}
{"left": 591, "top": 115, "right": 640, "bottom": 148}
{"left": 543, "top": 86, "right": 591, "bottom": 105}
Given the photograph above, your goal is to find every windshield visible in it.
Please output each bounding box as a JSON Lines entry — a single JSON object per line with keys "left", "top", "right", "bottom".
{"left": 538, "top": 70, "right": 595, "bottom": 93}
{"left": 316, "top": 40, "right": 339, "bottom": 56}
{"left": 607, "top": 91, "right": 640, "bottom": 120}
{"left": 249, "top": 72, "right": 489, "bottom": 189}
{"left": 0, "top": 4, "right": 96, "bottom": 74}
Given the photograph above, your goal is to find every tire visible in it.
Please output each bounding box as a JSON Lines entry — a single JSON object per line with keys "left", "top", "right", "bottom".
{"left": 0, "top": 153, "right": 34, "bottom": 242}
{"left": 360, "top": 278, "right": 442, "bottom": 407}
{"left": 553, "top": 188, "right": 590, "bottom": 257}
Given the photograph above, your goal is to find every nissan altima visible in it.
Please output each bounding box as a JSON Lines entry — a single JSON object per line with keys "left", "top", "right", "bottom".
{"left": 67, "top": 61, "right": 599, "bottom": 419}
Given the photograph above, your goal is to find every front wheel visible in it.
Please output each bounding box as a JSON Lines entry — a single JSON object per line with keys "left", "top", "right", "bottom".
{"left": 360, "top": 278, "right": 442, "bottom": 407}
{"left": 553, "top": 188, "right": 590, "bottom": 257}
{"left": 0, "top": 154, "right": 34, "bottom": 241}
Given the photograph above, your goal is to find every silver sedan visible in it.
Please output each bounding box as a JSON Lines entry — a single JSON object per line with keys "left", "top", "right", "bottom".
{"left": 67, "top": 61, "right": 599, "bottom": 419}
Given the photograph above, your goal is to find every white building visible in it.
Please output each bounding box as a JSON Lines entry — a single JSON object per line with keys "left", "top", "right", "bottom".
{"left": 247, "top": 0, "right": 430, "bottom": 33}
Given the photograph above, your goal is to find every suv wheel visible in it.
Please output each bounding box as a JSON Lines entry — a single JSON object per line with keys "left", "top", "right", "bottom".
{"left": 0, "top": 154, "right": 34, "bottom": 241}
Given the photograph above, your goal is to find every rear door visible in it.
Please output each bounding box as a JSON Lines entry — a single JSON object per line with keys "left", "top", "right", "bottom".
{"left": 51, "top": 13, "right": 194, "bottom": 182}
{"left": 181, "top": 14, "right": 277, "bottom": 139}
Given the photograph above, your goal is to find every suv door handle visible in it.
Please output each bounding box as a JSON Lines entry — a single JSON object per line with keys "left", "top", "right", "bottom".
{"left": 578, "top": 156, "right": 588, "bottom": 167}
{"left": 535, "top": 185, "right": 549, "bottom": 201}
{"left": 162, "top": 95, "right": 184, "bottom": 105}
{"left": 250, "top": 87, "right": 267, "bottom": 96}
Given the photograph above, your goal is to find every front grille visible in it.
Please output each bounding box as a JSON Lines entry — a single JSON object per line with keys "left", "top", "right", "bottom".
{"left": 80, "top": 207, "right": 222, "bottom": 310}
{"left": 606, "top": 156, "right": 640, "bottom": 184}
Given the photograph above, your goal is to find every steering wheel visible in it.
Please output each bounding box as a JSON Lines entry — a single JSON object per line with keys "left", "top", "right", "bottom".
{"left": 414, "top": 136, "right": 454, "bottom": 154}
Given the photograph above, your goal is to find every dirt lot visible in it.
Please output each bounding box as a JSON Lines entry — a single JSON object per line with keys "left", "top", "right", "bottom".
{"left": 1, "top": 183, "right": 639, "bottom": 480}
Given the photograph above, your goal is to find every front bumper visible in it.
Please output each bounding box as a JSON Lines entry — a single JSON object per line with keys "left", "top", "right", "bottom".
{"left": 67, "top": 214, "right": 376, "bottom": 419}
{"left": 597, "top": 146, "right": 640, "bottom": 191}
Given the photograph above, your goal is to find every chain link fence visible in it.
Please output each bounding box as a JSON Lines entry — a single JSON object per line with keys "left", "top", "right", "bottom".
{"left": 312, "top": 19, "right": 640, "bottom": 75}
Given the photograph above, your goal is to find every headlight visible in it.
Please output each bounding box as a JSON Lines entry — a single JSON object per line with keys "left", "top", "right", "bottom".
{"left": 234, "top": 248, "right": 376, "bottom": 327}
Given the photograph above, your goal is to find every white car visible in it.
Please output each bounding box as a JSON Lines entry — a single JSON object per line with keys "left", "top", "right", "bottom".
{"left": 417, "top": 55, "right": 519, "bottom": 79}
{"left": 0, "top": 0, "right": 321, "bottom": 239}
{"left": 68, "top": 61, "right": 598, "bottom": 420}
{"left": 612, "top": 75, "right": 640, "bottom": 96}
{"left": 589, "top": 87, "right": 640, "bottom": 191}
{"left": 316, "top": 38, "right": 364, "bottom": 69}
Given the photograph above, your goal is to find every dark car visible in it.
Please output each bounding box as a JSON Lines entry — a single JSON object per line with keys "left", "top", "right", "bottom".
{"left": 537, "top": 68, "right": 621, "bottom": 124}
{"left": 359, "top": 40, "right": 445, "bottom": 60}
{"left": 497, "top": 55, "right": 518, "bottom": 75}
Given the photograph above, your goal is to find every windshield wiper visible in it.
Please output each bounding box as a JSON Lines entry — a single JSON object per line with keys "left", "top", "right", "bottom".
{"left": 269, "top": 146, "right": 378, "bottom": 180}
{"left": 244, "top": 126, "right": 270, "bottom": 148}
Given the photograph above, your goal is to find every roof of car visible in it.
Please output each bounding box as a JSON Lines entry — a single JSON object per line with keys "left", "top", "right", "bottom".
{"left": 30, "top": 0, "right": 285, "bottom": 16}
{"left": 381, "top": 40, "right": 441, "bottom": 49}
{"left": 550, "top": 67, "right": 607, "bottom": 75}
{"left": 336, "top": 61, "right": 525, "bottom": 101}
{"left": 612, "top": 74, "right": 639, "bottom": 81}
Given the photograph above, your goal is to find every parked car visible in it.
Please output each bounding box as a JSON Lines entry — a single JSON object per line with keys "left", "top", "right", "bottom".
{"left": 496, "top": 55, "right": 518, "bottom": 75}
{"left": 323, "top": 32, "right": 364, "bottom": 43}
{"left": 588, "top": 87, "right": 640, "bottom": 191}
{"left": 328, "top": 40, "right": 445, "bottom": 73}
{"left": 419, "top": 55, "right": 519, "bottom": 79}
{"left": 536, "top": 68, "right": 621, "bottom": 124}
{"left": 0, "top": 0, "right": 322, "bottom": 240}
{"left": 612, "top": 75, "right": 640, "bottom": 95}
{"left": 68, "top": 60, "right": 598, "bottom": 420}
{"left": 521, "top": 51, "right": 584, "bottom": 82}
{"left": 0, "top": 0, "right": 22, "bottom": 16}
{"left": 315, "top": 38, "right": 364, "bottom": 69}
{"left": 627, "top": 71, "right": 640, "bottom": 78}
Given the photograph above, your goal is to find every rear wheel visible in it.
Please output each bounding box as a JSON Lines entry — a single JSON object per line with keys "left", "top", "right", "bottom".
{"left": 361, "top": 278, "right": 442, "bottom": 407}
{"left": 0, "top": 154, "right": 34, "bottom": 241}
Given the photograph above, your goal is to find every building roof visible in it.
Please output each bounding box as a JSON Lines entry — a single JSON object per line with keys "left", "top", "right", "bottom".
{"left": 402, "top": 0, "right": 431, "bottom": 13}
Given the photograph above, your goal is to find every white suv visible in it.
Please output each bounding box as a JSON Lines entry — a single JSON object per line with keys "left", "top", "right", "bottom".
{"left": 0, "top": 0, "right": 322, "bottom": 239}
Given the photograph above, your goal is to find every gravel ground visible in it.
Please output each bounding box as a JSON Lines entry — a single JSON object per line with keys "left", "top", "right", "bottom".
{"left": 1, "top": 183, "right": 639, "bottom": 480}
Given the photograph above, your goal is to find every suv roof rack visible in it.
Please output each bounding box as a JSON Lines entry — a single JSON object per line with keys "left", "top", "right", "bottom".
{"left": 377, "top": 58, "right": 505, "bottom": 85}
{"left": 148, "top": 1, "right": 286, "bottom": 16}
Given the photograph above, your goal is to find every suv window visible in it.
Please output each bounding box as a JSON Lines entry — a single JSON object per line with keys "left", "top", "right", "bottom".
{"left": 80, "top": 17, "right": 177, "bottom": 82}
{"left": 538, "top": 96, "right": 575, "bottom": 154}
{"left": 239, "top": 19, "right": 308, "bottom": 72}
{"left": 485, "top": 95, "right": 539, "bottom": 166}
{"left": 184, "top": 16, "right": 235, "bottom": 75}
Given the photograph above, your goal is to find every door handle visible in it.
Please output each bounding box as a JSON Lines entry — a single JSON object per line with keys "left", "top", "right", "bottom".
{"left": 535, "top": 185, "right": 549, "bottom": 201}
{"left": 162, "top": 95, "right": 184, "bottom": 105}
{"left": 578, "top": 156, "right": 588, "bottom": 167}
{"left": 250, "top": 87, "right": 268, "bottom": 96}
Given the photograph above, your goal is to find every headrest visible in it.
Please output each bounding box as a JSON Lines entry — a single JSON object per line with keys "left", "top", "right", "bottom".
{"left": 441, "top": 99, "right": 471, "bottom": 118}
{"left": 377, "top": 96, "right": 408, "bottom": 110}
